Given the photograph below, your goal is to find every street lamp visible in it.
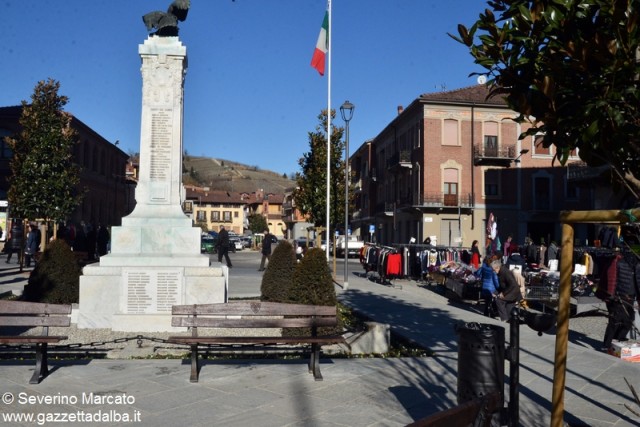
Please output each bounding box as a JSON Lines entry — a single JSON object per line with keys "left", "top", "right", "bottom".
{"left": 513, "top": 148, "right": 529, "bottom": 164}
{"left": 340, "top": 100, "right": 354, "bottom": 290}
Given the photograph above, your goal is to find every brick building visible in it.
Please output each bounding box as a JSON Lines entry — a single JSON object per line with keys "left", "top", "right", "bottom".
{"left": 0, "top": 105, "right": 133, "bottom": 230}
{"left": 350, "top": 85, "right": 597, "bottom": 250}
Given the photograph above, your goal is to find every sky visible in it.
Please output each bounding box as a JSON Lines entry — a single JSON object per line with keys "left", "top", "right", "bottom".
{"left": 1, "top": 1, "right": 486, "bottom": 177}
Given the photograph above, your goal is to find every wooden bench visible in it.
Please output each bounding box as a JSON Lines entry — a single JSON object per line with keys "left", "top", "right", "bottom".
{"left": 0, "top": 300, "right": 72, "bottom": 384}
{"left": 169, "top": 301, "right": 346, "bottom": 383}
{"left": 406, "top": 392, "right": 502, "bottom": 427}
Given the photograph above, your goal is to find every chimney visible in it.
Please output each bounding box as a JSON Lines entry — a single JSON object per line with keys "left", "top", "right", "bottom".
{"left": 397, "top": 105, "right": 404, "bottom": 115}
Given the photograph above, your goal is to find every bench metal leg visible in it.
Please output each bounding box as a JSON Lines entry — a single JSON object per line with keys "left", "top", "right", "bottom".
{"left": 190, "top": 344, "right": 199, "bottom": 383}
{"left": 310, "top": 343, "right": 323, "bottom": 381}
{"left": 30, "top": 343, "right": 49, "bottom": 384}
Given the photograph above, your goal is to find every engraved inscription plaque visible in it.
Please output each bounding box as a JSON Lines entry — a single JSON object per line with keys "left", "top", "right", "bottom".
{"left": 125, "top": 269, "right": 182, "bottom": 314}
{"left": 149, "top": 108, "right": 172, "bottom": 182}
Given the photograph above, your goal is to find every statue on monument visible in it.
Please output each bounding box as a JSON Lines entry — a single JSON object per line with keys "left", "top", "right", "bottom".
{"left": 143, "top": 0, "right": 190, "bottom": 37}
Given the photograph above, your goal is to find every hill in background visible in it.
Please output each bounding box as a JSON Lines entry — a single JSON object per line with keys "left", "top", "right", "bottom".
{"left": 182, "top": 156, "right": 296, "bottom": 194}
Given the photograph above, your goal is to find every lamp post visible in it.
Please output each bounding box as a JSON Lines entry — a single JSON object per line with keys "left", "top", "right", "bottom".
{"left": 340, "top": 100, "right": 354, "bottom": 290}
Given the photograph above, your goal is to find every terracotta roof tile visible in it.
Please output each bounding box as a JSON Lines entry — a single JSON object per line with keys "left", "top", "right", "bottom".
{"left": 420, "top": 85, "right": 507, "bottom": 106}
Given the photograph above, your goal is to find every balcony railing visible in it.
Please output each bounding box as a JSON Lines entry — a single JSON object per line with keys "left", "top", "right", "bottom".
{"left": 387, "top": 150, "right": 412, "bottom": 171}
{"left": 418, "top": 192, "right": 474, "bottom": 208}
{"left": 473, "top": 144, "right": 517, "bottom": 166}
{"left": 353, "top": 178, "right": 363, "bottom": 193}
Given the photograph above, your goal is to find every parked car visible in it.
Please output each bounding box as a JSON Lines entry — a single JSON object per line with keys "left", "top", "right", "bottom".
{"left": 240, "top": 236, "right": 252, "bottom": 248}
{"left": 201, "top": 235, "right": 215, "bottom": 254}
{"left": 336, "top": 235, "right": 364, "bottom": 258}
{"left": 230, "top": 237, "right": 243, "bottom": 252}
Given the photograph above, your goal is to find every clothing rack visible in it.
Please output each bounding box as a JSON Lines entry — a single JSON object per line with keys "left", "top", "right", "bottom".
{"left": 359, "top": 243, "right": 403, "bottom": 287}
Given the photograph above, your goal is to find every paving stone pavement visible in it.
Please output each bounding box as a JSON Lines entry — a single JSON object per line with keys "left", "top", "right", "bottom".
{"left": 1, "top": 254, "right": 640, "bottom": 426}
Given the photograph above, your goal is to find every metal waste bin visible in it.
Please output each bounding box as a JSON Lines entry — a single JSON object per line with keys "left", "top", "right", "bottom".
{"left": 455, "top": 322, "right": 505, "bottom": 408}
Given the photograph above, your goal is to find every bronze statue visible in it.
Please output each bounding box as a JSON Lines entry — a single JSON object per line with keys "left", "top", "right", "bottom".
{"left": 143, "top": 0, "right": 190, "bottom": 37}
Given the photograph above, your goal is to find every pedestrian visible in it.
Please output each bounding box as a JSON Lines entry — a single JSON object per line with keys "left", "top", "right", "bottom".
{"left": 470, "top": 239, "right": 481, "bottom": 269}
{"left": 86, "top": 223, "right": 97, "bottom": 261}
{"left": 216, "top": 225, "right": 232, "bottom": 268}
{"left": 491, "top": 259, "right": 522, "bottom": 322}
{"left": 503, "top": 235, "right": 513, "bottom": 263}
{"left": 24, "top": 224, "right": 40, "bottom": 268}
{"left": 73, "top": 222, "right": 87, "bottom": 252}
{"left": 475, "top": 257, "right": 499, "bottom": 317}
{"left": 547, "top": 240, "right": 559, "bottom": 269}
{"left": 5, "top": 220, "right": 24, "bottom": 264}
{"left": 258, "top": 229, "right": 277, "bottom": 271}
{"left": 96, "top": 224, "right": 110, "bottom": 257}
{"left": 602, "top": 252, "right": 638, "bottom": 351}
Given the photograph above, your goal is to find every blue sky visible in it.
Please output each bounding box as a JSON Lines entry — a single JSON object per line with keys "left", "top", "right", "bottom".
{"left": 1, "top": 1, "right": 486, "bottom": 176}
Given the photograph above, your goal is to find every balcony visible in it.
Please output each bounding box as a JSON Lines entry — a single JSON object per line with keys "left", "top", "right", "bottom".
{"left": 384, "top": 202, "right": 395, "bottom": 216}
{"left": 353, "top": 178, "right": 363, "bottom": 193}
{"left": 419, "top": 192, "right": 474, "bottom": 208}
{"left": 387, "top": 150, "right": 412, "bottom": 172}
{"left": 473, "top": 144, "right": 517, "bottom": 167}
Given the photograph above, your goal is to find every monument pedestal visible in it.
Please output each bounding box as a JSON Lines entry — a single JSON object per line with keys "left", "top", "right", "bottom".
{"left": 78, "top": 261, "right": 227, "bottom": 332}
{"left": 77, "top": 36, "right": 226, "bottom": 332}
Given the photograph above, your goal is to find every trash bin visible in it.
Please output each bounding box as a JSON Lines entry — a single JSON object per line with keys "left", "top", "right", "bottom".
{"left": 455, "top": 322, "right": 505, "bottom": 408}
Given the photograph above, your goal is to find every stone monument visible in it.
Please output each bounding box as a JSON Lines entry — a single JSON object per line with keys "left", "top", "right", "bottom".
{"left": 77, "top": 1, "right": 227, "bottom": 332}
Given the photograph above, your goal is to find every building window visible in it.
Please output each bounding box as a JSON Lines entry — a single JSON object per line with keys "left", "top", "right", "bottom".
{"left": 443, "top": 119, "right": 458, "bottom": 146}
{"left": 196, "top": 211, "right": 206, "bottom": 221}
{"left": 223, "top": 211, "right": 232, "bottom": 222}
{"left": 534, "top": 135, "right": 551, "bottom": 156}
{"left": 0, "top": 134, "right": 13, "bottom": 159}
{"left": 483, "top": 122, "right": 499, "bottom": 156}
{"left": 211, "top": 211, "right": 220, "bottom": 221}
{"left": 484, "top": 168, "right": 501, "bottom": 197}
{"left": 234, "top": 211, "right": 239, "bottom": 218}
{"left": 443, "top": 168, "right": 459, "bottom": 206}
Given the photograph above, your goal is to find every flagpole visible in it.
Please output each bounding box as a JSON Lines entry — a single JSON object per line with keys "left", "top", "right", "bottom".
{"left": 325, "top": 0, "right": 332, "bottom": 260}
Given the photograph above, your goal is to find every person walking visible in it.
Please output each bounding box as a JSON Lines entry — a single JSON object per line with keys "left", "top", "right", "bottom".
{"left": 503, "top": 235, "right": 513, "bottom": 263}
{"left": 216, "top": 225, "right": 232, "bottom": 268}
{"left": 5, "top": 220, "right": 24, "bottom": 265}
{"left": 470, "top": 239, "right": 481, "bottom": 269}
{"left": 24, "top": 224, "right": 40, "bottom": 268}
{"left": 258, "top": 229, "right": 276, "bottom": 271}
{"left": 96, "top": 224, "right": 110, "bottom": 257}
{"left": 475, "top": 257, "right": 499, "bottom": 317}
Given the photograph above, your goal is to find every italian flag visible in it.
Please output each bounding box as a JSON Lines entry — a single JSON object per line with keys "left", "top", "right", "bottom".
{"left": 310, "top": 11, "right": 329, "bottom": 76}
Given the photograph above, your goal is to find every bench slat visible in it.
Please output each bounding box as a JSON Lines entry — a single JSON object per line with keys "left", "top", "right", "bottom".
{"left": 172, "top": 302, "right": 336, "bottom": 317}
{"left": 0, "top": 336, "right": 68, "bottom": 344}
{"left": 0, "top": 300, "right": 72, "bottom": 315}
{"left": 171, "top": 316, "right": 337, "bottom": 329}
{"left": 167, "top": 335, "right": 345, "bottom": 345}
{"left": 0, "top": 316, "right": 72, "bottom": 327}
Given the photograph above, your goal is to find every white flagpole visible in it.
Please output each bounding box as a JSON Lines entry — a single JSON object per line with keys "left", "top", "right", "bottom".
{"left": 325, "top": 0, "right": 332, "bottom": 260}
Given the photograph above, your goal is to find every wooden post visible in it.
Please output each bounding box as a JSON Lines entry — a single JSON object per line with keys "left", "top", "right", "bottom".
{"left": 550, "top": 222, "right": 574, "bottom": 427}
{"left": 550, "top": 208, "right": 640, "bottom": 426}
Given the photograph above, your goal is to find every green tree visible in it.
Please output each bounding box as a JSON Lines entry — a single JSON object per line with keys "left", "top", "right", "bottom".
{"left": 248, "top": 213, "right": 268, "bottom": 234}
{"left": 6, "top": 79, "right": 82, "bottom": 222}
{"left": 293, "top": 109, "right": 350, "bottom": 230}
{"left": 453, "top": 0, "right": 640, "bottom": 196}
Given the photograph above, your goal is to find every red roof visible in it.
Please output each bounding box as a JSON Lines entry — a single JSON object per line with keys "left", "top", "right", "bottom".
{"left": 420, "top": 85, "right": 507, "bottom": 106}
